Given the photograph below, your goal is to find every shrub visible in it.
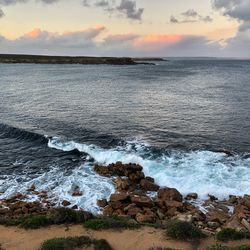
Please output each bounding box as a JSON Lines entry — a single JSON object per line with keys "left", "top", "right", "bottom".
{"left": 83, "top": 216, "right": 140, "bottom": 230}
{"left": 166, "top": 220, "right": 204, "bottom": 240}
{"left": 20, "top": 215, "right": 52, "bottom": 229}
{"left": 39, "top": 236, "right": 113, "bottom": 250}
{"left": 51, "top": 208, "right": 93, "bottom": 224}
{"left": 216, "top": 228, "right": 250, "bottom": 241}
{"left": 207, "top": 244, "right": 250, "bottom": 250}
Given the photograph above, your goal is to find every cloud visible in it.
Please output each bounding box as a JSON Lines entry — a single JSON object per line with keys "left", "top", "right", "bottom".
{"left": 0, "top": 7, "right": 4, "bottom": 17}
{"left": 170, "top": 15, "right": 178, "bottom": 24}
{"left": 212, "top": 0, "right": 250, "bottom": 57}
{"left": 82, "top": 0, "right": 144, "bottom": 20}
{"left": 117, "top": 0, "right": 143, "bottom": 20}
{"left": 182, "top": 9, "right": 198, "bottom": 17}
{"left": 0, "top": 26, "right": 106, "bottom": 55}
{"left": 0, "top": 26, "right": 224, "bottom": 57}
{"left": 170, "top": 9, "right": 213, "bottom": 24}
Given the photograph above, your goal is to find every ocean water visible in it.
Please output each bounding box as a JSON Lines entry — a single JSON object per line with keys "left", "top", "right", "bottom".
{"left": 0, "top": 59, "right": 249, "bottom": 212}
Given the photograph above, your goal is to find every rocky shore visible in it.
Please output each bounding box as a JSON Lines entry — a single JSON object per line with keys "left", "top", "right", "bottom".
{"left": 0, "top": 162, "right": 249, "bottom": 236}
{"left": 94, "top": 162, "right": 250, "bottom": 234}
{"left": 0, "top": 54, "right": 139, "bottom": 65}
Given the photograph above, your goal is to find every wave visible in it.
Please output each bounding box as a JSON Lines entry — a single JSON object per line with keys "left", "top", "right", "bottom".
{"left": 48, "top": 137, "right": 250, "bottom": 200}
{"left": 0, "top": 122, "right": 48, "bottom": 144}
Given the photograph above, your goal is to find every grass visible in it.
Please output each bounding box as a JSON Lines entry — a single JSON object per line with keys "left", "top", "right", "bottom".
{"left": 39, "top": 236, "right": 113, "bottom": 250}
{"left": 83, "top": 216, "right": 140, "bottom": 230}
{"left": 0, "top": 208, "right": 93, "bottom": 229}
{"left": 216, "top": 228, "right": 250, "bottom": 241}
{"left": 165, "top": 220, "right": 204, "bottom": 240}
{"left": 207, "top": 244, "right": 250, "bottom": 250}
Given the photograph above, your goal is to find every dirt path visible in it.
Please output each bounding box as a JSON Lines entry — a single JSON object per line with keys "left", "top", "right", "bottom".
{"left": 0, "top": 225, "right": 249, "bottom": 250}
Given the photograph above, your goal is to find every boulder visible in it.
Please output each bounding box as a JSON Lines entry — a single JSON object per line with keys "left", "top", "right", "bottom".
{"left": 62, "top": 200, "right": 71, "bottom": 207}
{"left": 130, "top": 195, "right": 154, "bottom": 208}
{"left": 115, "top": 177, "right": 130, "bottom": 191}
{"left": 164, "top": 200, "right": 183, "bottom": 209}
{"left": 241, "top": 218, "right": 250, "bottom": 230}
{"left": 136, "top": 213, "right": 155, "bottom": 223}
{"left": 127, "top": 207, "right": 142, "bottom": 216}
{"left": 140, "top": 179, "right": 159, "bottom": 191}
{"left": 97, "top": 199, "right": 108, "bottom": 208}
{"left": 157, "top": 188, "right": 182, "bottom": 202}
{"left": 110, "top": 193, "right": 129, "bottom": 202}
{"left": 185, "top": 193, "right": 198, "bottom": 200}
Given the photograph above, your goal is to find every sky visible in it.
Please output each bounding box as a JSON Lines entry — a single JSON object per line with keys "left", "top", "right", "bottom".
{"left": 0, "top": 0, "right": 249, "bottom": 57}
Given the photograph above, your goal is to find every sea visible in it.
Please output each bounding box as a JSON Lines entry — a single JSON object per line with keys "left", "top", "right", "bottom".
{"left": 0, "top": 58, "right": 249, "bottom": 213}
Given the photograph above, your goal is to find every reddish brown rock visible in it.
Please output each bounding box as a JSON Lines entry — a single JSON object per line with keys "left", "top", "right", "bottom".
{"left": 135, "top": 213, "right": 155, "bottom": 223}
{"left": 62, "top": 200, "right": 71, "bottom": 207}
{"left": 164, "top": 200, "right": 183, "bottom": 209}
{"left": 109, "top": 201, "right": 123, "bottom": 210}
{"left": 110, "top": 193, "right": 129, "bottom": 202}
{"left": 157, "top": 188, "right": 182, "bottom": 202}
{"left": 140, "top": 179, "right": 159, "bottom": 192}
{"left": 115, "top": 177, "right": 130, "bottom": 191}
{"left": 72, "top": 191, "right": 83, "bottom": 197}
{"left": 127, "top": 207, "right": 142, "bottom": 216}
{"left": 130, "top": 195, "right": 154, "bottom": 208}
{"left": 97, "top": 199, "right": 108, "bottom": 208}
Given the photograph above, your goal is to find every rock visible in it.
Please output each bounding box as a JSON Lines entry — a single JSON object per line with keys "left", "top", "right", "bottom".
{"left": 228, "top": 195, "right": 238, "bottom": 204}
{"left": 115, "top": 177, "right": 130, "bottom": 191}
{"left": 135, "top": 213, "right": 155, "bottom": 223}
{"left": 94, "top": 165, "right": 110, "bottom": 176}
{"left": 207, "top": 221, "right": 220, "bottom": 229}
{"left": 130, "top": 195, "right": 154, "bottom": 208}
{"left": 157, "top": 188, "right": 182, "bottom": 202}
{"left": 103, "top": 206, "right": 114, "bottom": 216}
{"left": 72, "top": 205, "right": 78, "bottom": 210}
{"left": 27, "top": 184, "right": 36, "bottom": 192}
{"left": 127, "top": 207, "right": 142, "bottom": 216}
{"left": 208, "top": 194, "right": 218, "bottom": 201}
{"left": 185, "top": 193, "right": 198, "bottom": 200}
{"left": 156, "top": 209, "right": 165, "bottom": 220}
{"left": 109, "top": 201, "right": 123, "bottom": 210}
{"left": 97, "top": 199, "right": 108, "bottom": 208}
{"left": 145, "top": 176, "right": 155, "bottom": 183}
{"left": 124, "top": 203, "right": 137, "bottom": 212}
{"left": 110, "top": 193, "right": 129, "bottom": 202}
{"left": 140, "top": 179, "right": 159, "bottom": 192}
{"left": 128, "top": 172, "right": 145, "bottom": 182}
{"left": 164, "top": 201, "right": 183, "bottom": 209}
{"left": 206, "top": 210, "right": 229, "bottom": 224}
{"left": 174, "top": 213, "right": 193, "bottom": 223}
{"left": 62, "top": 200, "right": 71, "bottom": 207}
{"left": 72, "top": 191, "right": 83, "bottom": 197}
{"left": 241, "top": 218, "right": 250, "bottom": 230}
{"left": 166, "top": 207, "right": 178, "bottom": 217}
{"left": 224, "top": 214, "right": 244, "bottom": 230}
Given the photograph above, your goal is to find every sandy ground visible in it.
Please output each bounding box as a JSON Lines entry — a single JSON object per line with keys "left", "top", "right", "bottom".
{"left": 0, "top": 225, "right": 250, "bottom": 250}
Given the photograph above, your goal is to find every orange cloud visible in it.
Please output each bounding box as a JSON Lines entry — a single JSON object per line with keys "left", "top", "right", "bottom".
{"left": 24, "top": 28, "right": 43, "bottom": 38}
{"left": 133, "top": 34, "right": 183, "bottom": 51}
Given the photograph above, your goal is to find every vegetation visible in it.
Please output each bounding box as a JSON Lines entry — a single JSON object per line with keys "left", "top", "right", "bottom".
{"left": 39, "top": 236, "right": 113, "bottom": 250}
{"left": 207, "top": 244, "right": 250, "bottom": 250}
{"left": 165, "top": 220, "right": 204, "bottom": 240}
{"left": 216, "top": 228, "right": 250, "bottom": 241}
{"left": 83, "top": 216, "right": 140, "bottom": 230}
{"left": 0, "top": 208, "right": 93, "bottom": 229}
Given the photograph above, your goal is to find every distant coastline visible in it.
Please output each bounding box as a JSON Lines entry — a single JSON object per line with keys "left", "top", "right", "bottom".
{"left": 0, "top": 54, "right": 161, "bottom": 65}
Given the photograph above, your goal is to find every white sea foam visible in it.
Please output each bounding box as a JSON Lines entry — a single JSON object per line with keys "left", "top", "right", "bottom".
{"left": 0, "top": 163, "right": 115, "bottom": 213}
{"left": 1, "top": 137, "right": 249, "bottom": 213}
{"left": 48, "top": 137, "right": 250, "bottom": 200}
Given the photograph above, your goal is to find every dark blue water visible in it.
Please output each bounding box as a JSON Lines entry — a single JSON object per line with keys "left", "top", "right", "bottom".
{"left": 0, "top": 59, "right": 249, "bottom": 211}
